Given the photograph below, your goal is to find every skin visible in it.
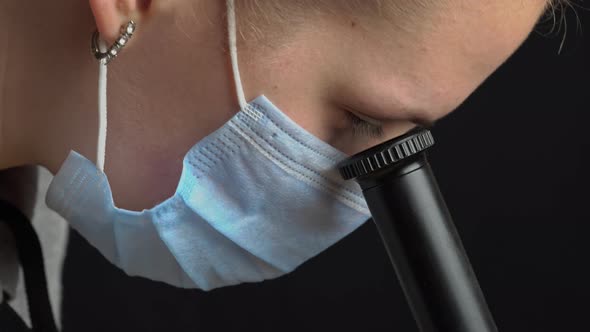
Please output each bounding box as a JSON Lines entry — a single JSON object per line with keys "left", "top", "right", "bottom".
{"left": 0, "top": 0, "right": 550, "bottom": 211}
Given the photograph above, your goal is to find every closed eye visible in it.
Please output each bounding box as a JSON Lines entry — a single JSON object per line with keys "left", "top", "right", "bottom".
{"left": 344, "top": 112, "right": 385, "bottom": 139}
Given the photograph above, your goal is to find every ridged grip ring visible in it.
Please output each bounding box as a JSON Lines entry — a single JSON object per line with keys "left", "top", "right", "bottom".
{"left": 338, "top": 127, "right": 435, "bottom": 180}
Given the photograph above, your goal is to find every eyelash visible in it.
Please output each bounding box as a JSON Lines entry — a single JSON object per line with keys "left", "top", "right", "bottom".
{"left": 345, "top": 112, "right": 385, "bottom": 139}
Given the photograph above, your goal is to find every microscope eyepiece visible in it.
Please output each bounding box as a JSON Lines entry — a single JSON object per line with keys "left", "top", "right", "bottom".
{"left": 337, "top": 126, "right": 434, "bottom": 180}
{"left": 336, "top": 126, "right": 497, "bottom": 332}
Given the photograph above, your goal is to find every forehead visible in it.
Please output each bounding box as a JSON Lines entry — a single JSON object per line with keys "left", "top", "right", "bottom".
{"left": 334, "top": 0, "right": 552, "bottom": 121}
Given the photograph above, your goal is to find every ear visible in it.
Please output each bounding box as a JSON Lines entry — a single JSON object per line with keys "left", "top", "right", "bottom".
{"left": 89, "top": 0, "right": 153, "bottom": 45}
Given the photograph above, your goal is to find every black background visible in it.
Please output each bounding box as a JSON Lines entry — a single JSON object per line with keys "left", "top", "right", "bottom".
{"left": 61, "top": 6, "right": 589, "bottom": 332}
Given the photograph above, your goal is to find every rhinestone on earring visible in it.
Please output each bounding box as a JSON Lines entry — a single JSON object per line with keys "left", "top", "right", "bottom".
{"left": 91, "top": 20, "right": 137, "bottom": 65}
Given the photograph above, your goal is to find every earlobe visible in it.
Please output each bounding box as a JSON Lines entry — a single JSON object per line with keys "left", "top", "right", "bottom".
{"left": 89, "top": 0, "right": 148, "bottom": 45}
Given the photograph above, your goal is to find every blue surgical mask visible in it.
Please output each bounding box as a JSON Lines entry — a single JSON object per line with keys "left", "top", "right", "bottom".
{"left": 45, "top": 0, "right": 370, "bottom": 291}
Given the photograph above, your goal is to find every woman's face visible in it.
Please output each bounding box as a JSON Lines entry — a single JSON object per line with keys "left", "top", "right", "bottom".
{"left": 0, "top": 0, "right": 553, "bottom": 210}
{"left": 84, "top": 0, "right": 552, "bottom": 155}
{"left": 232, "top": 0, "right": 552, "bottom": 154}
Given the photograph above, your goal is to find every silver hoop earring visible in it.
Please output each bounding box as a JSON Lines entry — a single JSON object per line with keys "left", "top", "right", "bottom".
{"left": 91, "top": 20, "right": 137, "bottom": 65}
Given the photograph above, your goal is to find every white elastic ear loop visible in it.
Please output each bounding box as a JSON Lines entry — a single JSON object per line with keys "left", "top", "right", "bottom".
{"left": 97, "top": 40, "right": 108, "bottom": 172}
{"left": 96, "top": 2, "right": 244, "bottom": 173}
{"left": 226, "top": 0, "right": 248, "bottom": 112}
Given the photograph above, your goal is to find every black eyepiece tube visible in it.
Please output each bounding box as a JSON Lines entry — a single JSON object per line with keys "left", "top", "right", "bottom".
{"left": 338, "top": 127, "right": 498, "bottom": 332}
